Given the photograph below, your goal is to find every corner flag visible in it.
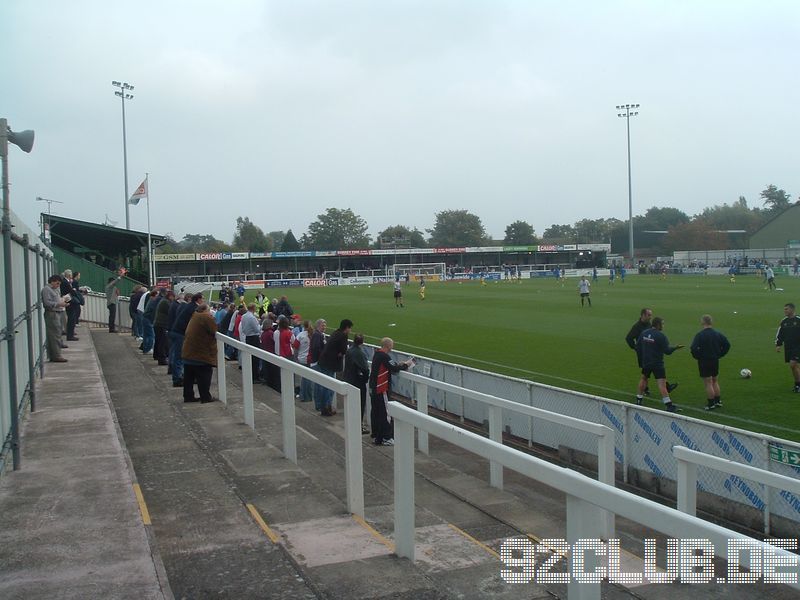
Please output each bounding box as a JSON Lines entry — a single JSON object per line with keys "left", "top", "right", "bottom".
{"left": 128, "top": 179, "right": 148, "bottom": 205}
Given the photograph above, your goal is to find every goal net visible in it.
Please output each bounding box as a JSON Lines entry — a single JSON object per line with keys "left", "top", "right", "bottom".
{"left": 388, "top": 262, "right": 446, "bottom": 281}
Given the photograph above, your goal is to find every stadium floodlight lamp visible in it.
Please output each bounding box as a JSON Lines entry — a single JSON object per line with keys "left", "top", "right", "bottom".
{"left": 112, "top": 80, "right": 135, "bottom": 229}
{"left": 615, "top": 102, "right": 640, "bottom": 266}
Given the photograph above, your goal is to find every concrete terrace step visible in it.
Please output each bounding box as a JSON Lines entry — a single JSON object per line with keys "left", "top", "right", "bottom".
{"left": 0, "top": 324, "right": 171, "bottom": 600}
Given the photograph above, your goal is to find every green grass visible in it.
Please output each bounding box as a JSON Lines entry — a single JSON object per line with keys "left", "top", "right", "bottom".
{"left": 227, "top": 275, "right": 800, "bottom": 441}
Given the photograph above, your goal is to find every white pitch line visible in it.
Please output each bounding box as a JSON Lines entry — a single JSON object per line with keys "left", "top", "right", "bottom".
{"left": 296, "top": 425, "right": 319, "bottom": 440}
{"left": 365, "top": 336, "right": 800, "bottom": 437}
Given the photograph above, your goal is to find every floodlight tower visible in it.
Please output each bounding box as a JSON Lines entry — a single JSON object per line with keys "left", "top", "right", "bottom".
{"left": 112, "top": 81, "right": 134, "bottom": 229}
{"left": 616, "top": 103, "right": 639, "bottom": 266}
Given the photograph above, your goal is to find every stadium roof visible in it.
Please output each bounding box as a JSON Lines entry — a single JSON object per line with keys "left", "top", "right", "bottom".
{"left": 43, "top": 213, "right": 166, "bottom": 259}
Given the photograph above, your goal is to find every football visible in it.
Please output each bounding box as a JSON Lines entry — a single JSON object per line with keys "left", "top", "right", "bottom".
{"left": 740, "top": 368, "right": 752, "bottom": 379}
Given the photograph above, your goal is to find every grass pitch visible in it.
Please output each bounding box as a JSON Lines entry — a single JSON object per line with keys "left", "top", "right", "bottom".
{"left": 234, "top": 274, "right": 800, "bottom": 441}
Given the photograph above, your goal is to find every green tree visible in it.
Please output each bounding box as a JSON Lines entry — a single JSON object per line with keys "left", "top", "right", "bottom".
{"left": 375, "top": 225, "right": 427, "bottom": 248}
{"left": 280, "top": 230, "right": 301, "bottom": 251}
{"left": 232, "top": 217, "right": 270, "bottom": 252}
{"left": 303, "top": 208, "right": 370, "bottom": 250}
{"left": 428, "top": 210, "right": 488, "bottom": 247}
{"left": 663, "top": 220, "right": 727, "bottom": 251}
{"left": 503, "top": 220, "right": 537, "bottom": 245}
{"left": 699, "top": 198, "right": 763, "bottom": 234}
{"left": 760, "top": 184, "right": 792, "bottom": 213}
{"left": 267, "top": 230, "right": 285, "bottom": 249}
{"left": 542, "top": 224, "right": 577, "bottom": 242}
{"left": 636, "top": 206, "right": 690, "bottom": 231}
{"left": 177, "top": 234, "right": 230, "bottom": 252}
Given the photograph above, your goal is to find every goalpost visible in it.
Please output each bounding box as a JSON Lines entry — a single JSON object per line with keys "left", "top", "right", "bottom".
{"left": 388, "top": 262, "right": 446, "bottom": 281}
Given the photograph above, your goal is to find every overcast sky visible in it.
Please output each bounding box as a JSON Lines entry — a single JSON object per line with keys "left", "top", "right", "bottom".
{"left": 3, "top": 1, "right": 799, "bottom": 244}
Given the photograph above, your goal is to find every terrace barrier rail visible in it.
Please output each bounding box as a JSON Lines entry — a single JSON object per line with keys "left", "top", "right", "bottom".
{"left": 215, "top": 333, "right": 365, "bottom": 517}
{"left": 388, "top": 402, "right": 800, "bottom": 600}
{"left": 397, "top": 369, "right": 615, "bottom": 537}
{"left": 358, "top": 343, "right": 800, "bottom": 536}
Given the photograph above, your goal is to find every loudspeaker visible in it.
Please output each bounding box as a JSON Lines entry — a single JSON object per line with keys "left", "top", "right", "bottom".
{"left": 7, "top": 128, "right": 35, "bottom": 153}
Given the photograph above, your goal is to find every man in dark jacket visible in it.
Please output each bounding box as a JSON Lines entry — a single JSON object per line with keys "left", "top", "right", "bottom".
{"left": 129, "top": 285, "right": 146, "bottom": 339}
{"left": 169, "top": 292, "right": 202, "bottom": 387}
{"left": 154, "top": 290, "right": 174, "bottom": 366}
{"left": 369, "top": 337, "right": 412, "bottom": 445}
{"left": 141, "top": 290, "right": 161, "bottom": 355}
{"left": 690, "top": 314, "right": 731, "bottom": 411}
{"left": 344, "top": 334, "right": 370, "bottom": 434}
{"left": 309, "top": 319, "right": 327, "bottom": 411}
{"left": 275, "top": 295, "right": 293, "bottom": 318}
{"left": 317, "top": 319, "right": 353, "bottom": 416}
{"left": 636, "top": 317, "right": 684, "bottom": 412}
{"left": 775, "top": 302, "right": 800, "bottom": 393}
{"left": 626, "top": 307, "right": 677, "bottom": 399}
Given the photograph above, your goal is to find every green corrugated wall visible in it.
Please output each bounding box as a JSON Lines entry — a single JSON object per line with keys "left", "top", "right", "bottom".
{"left": 51, "top": 246, "right": 145, "bottom": 296}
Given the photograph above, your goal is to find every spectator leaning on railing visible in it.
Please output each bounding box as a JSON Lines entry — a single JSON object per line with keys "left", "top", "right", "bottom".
{"left": 317, "top": 319, "right": 353, "bottom": 417}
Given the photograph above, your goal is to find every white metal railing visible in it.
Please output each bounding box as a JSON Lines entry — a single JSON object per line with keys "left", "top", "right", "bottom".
{"left": 215, "top": 332, "right": 365, "bottom": 517}
{"left": 389, "top": 402, "right": 800, "bottom": 600}
{"left": 399, "top": 370, "right": 616, "bottom": 537}
{"left": 398, "top": 370, "right": 615, "bottom": 487}
{"left": 673, "top": 445, "right": 800, "bottom": 535}
{"left": 364, "top": 340, "right": 800, "bottom": 534}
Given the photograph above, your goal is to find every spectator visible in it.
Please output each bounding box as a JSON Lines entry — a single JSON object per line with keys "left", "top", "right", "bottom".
{"left": 154, "top": 290, "right": 174, "bottom": 366}
{"left": 181, "top": 303, "right": 218, "bottom": 403}
{"left": 66, "top": 271, "right": 85, "bottom": 339}
{"left": 240, "top": 302, "right": 262, "bottom": 383}
{"left": 317, "top": 319, "right": 353, "bottom": 416}
{"left": 171, "top": 292, "right": 203, "bottom": 387}
{"left": 141, "top": 289, "right": 161, "bottom": 355}
{"left": 59, "top": 269, "right": 74, "bottom": 344}
{"left": 275, "top": 295, "right": 293, "bottom": 318}
{"left": 105, "top": 269, "right": 124, "bottom": 333}
{"left": 309, "top": 319, "right": 327, "bottom": 411}
{"left": 167, "top": 292, "right": 190, "bottom": 379}
{"left": 344, "top": 334, "right": 370, "bottom": 434}
{"left": 129, "top": 285, "right": 145, "bottom": 340}
{"left": 294, "top": 320, "right": 313, "bottom": 402}
{"left": 41, "top": 274, "right": 68, "bottom": 362}
{"left": 369, "top": 337, "right": 412, "bottom": 445}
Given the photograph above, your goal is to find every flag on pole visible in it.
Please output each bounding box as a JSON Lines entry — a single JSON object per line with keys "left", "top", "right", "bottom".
{"left": 128, "top": 179, "right": 148, "bottom": 205}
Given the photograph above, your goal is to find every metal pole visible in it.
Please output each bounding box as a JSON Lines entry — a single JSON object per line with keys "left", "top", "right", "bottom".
{"left": 1, "top": 118, "right": 21, "bottom": 469}
{"left": 22, "top": 235, "right": 36, "bottom": 413}
{"left": 122, "top": 92, "right": 130, "bottom": 229}
{"left": 145, "top": 173, "right": 153, "bottom": 284}
{"left": 626, "top": 109, "right": 634, "bottom": 266}
{"left": 36, "top": 245, "right": 44, "bottom": 380}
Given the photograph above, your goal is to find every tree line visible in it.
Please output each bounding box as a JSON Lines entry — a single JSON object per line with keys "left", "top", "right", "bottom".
{"left": 159, "top": 184, "right": 796, "bottom": 255}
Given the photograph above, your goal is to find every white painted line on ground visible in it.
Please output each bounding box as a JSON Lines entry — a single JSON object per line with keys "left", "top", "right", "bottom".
{"left": 296, "top": 425, "right": 319, "bottom": 441}
{"left": 259, "top": 402, "right": 278, "bottom": 414}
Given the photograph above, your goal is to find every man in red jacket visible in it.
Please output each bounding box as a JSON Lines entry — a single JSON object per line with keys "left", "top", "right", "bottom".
{"left": 368, "top": 337, "right": 413, "bottom": 446}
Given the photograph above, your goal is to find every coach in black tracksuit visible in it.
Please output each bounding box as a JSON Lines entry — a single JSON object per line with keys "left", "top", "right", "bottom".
{"left": 636, "top": 317, "right": 683, "bottom": 412}
{"left": 776, "top": 302, "right": 800, "bottom": 393}
{"left": 626, "top": 308, "right": 677, "bottom": 400}
{"left": 690, "top": 314, "right": 731, "bottom": 411}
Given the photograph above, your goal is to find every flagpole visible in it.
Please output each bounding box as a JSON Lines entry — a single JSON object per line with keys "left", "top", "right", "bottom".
{"left": 145, "top": 173, "right": 153, "bottom": 285}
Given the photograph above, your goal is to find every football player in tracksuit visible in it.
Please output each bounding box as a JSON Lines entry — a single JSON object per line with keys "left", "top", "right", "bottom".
{"left": 776, "top": 302, "right": 800, "bottom": 393}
